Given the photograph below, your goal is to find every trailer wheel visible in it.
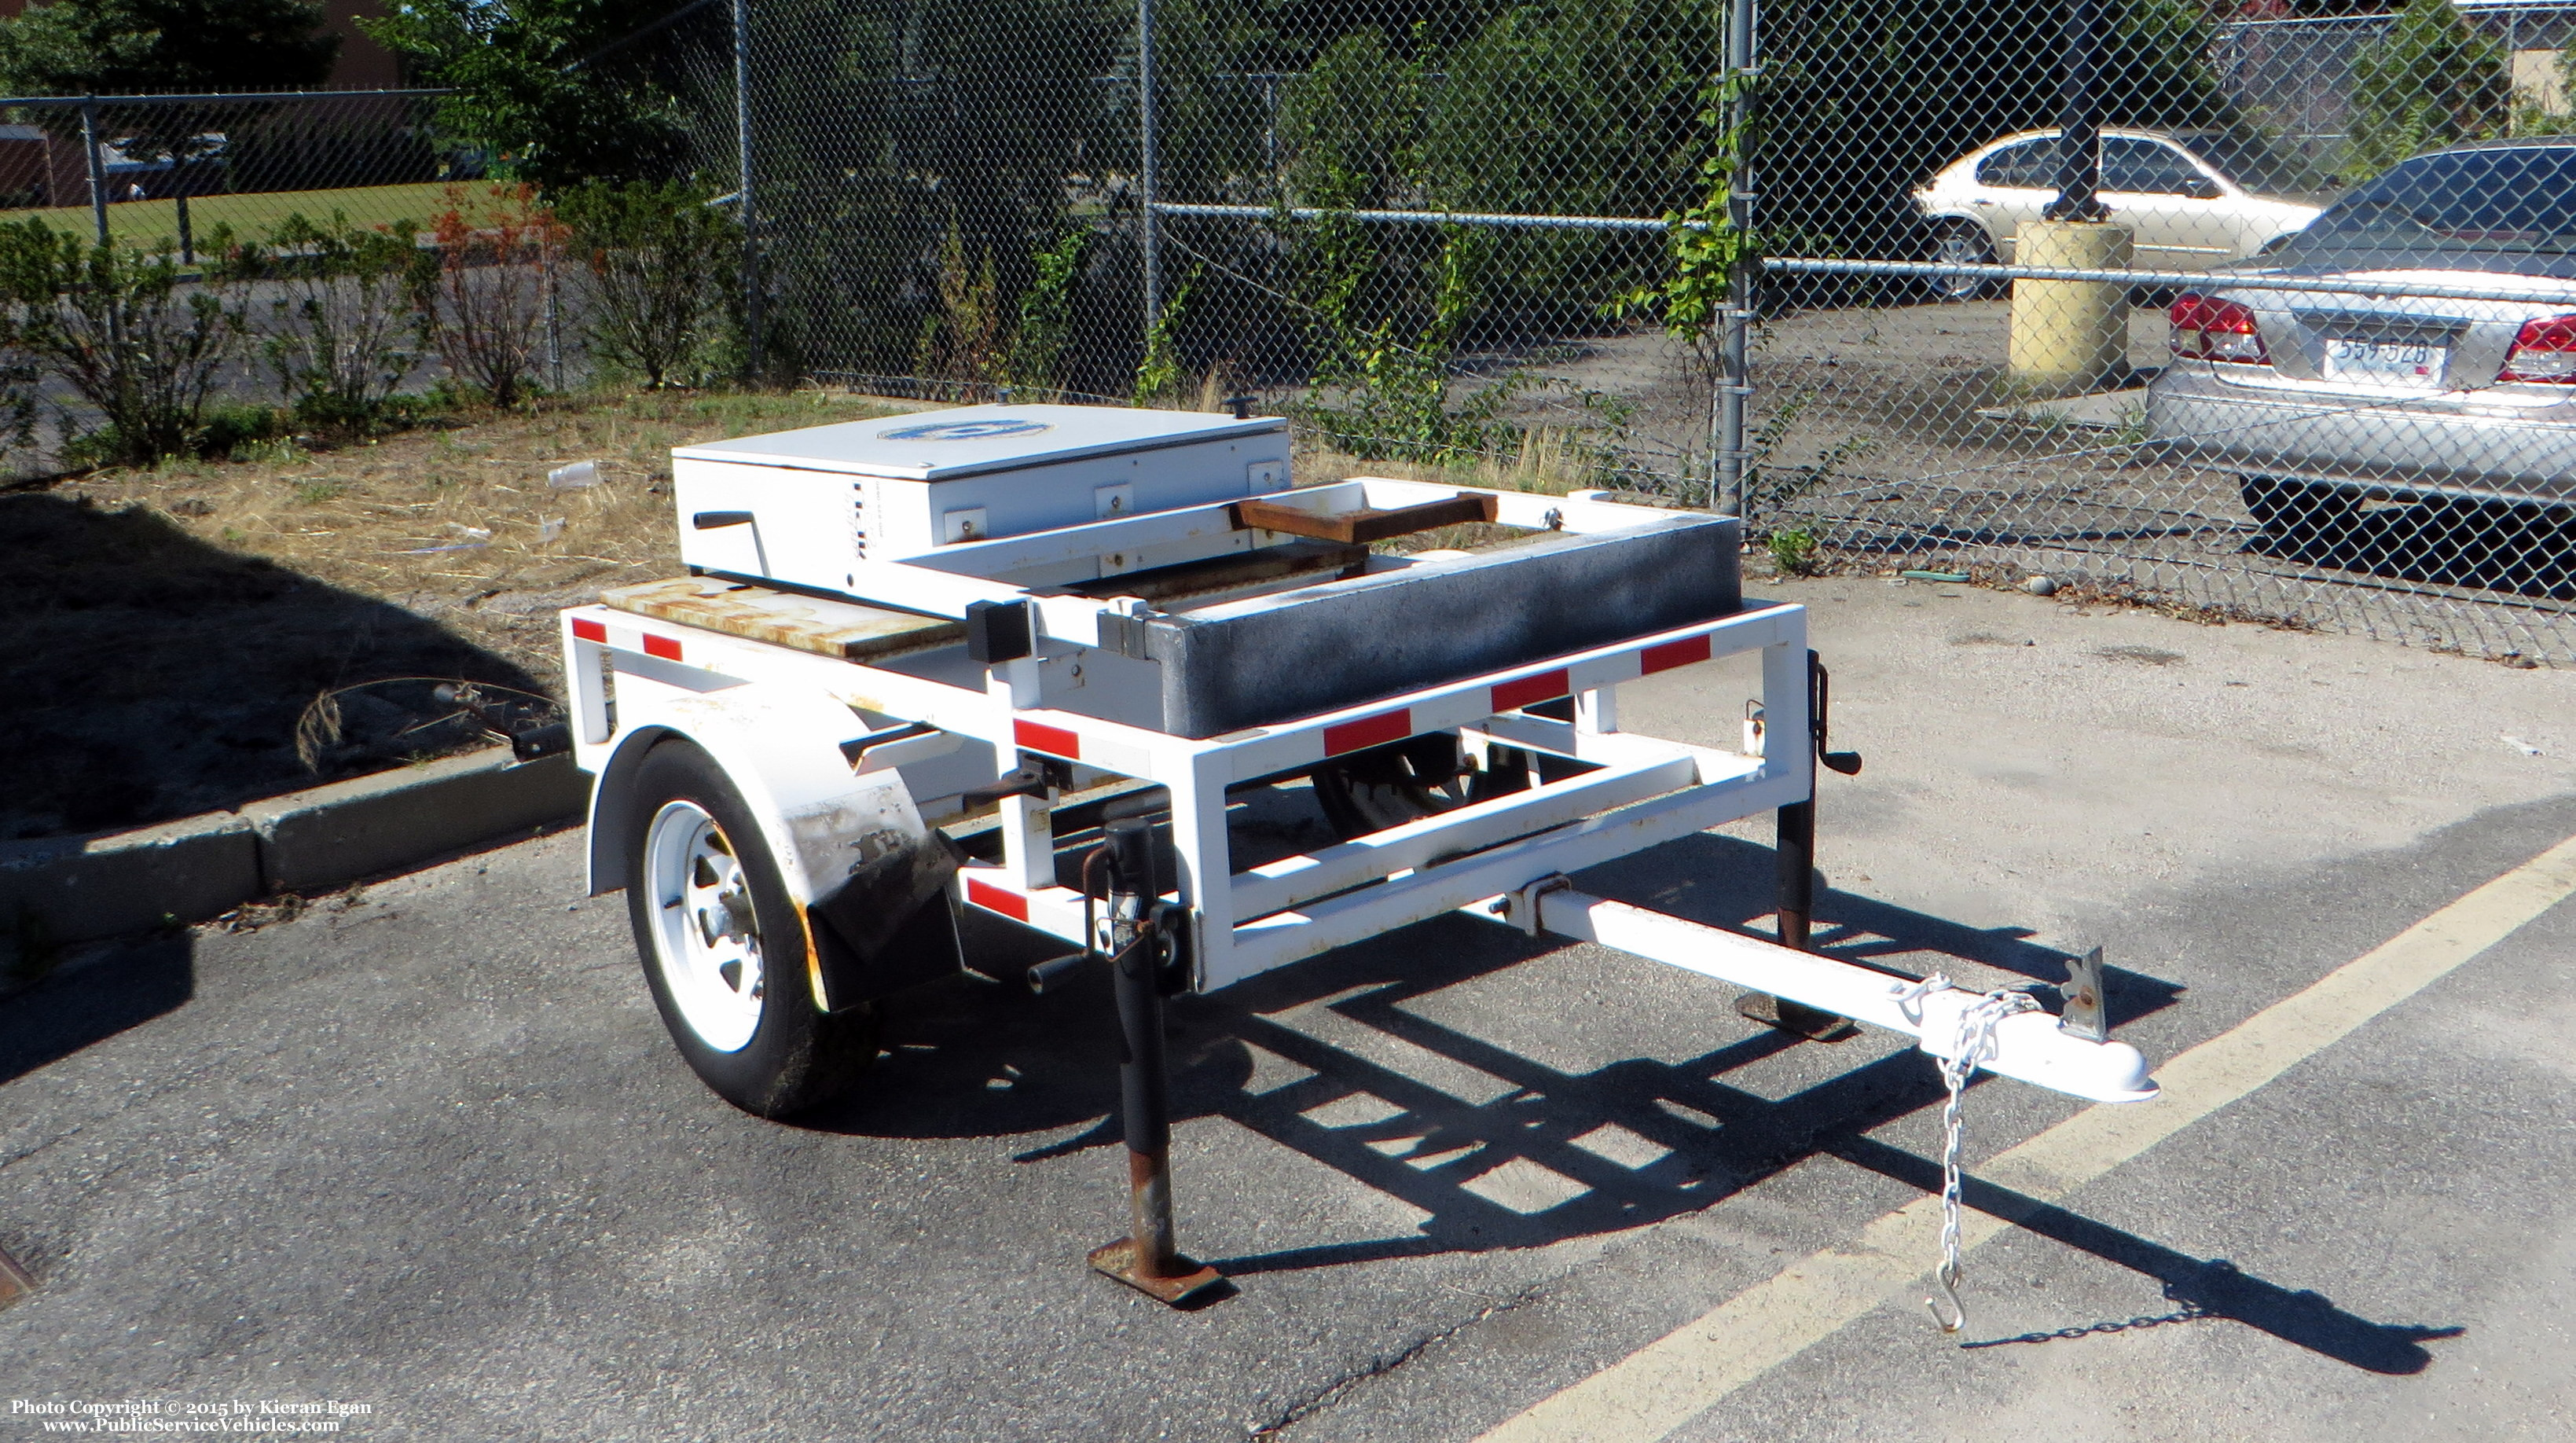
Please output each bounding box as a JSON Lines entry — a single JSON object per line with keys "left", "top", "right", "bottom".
{"left": 623, "top": 740, "right": 878, "bottom": 1118}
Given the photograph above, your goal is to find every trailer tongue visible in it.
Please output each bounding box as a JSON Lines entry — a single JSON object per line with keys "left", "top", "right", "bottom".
{"left": 562, "top": 402, "right": 2159, "bottom": 1316}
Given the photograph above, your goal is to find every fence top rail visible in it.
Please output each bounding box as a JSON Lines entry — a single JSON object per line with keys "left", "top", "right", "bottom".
{"left": 1767, "top": 255, "right": 2576, "bottom": 309}
{"left": 1152, "top": 200, "right": 1669, "bottom": 233}
{"left": 0, "top": 88, "right": 452, "bottom": 108}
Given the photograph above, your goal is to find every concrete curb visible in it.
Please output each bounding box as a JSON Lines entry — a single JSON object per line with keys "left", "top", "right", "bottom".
{"left": 1, "top": 749, "right": 591, "bottom": 946}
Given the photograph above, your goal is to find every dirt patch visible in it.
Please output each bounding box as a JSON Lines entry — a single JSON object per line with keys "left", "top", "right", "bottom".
{"left": 2096, "top": 644, "right": 2187, "bottom": 666}
{"left": 5, "top": 389, "right": 919, "bottom": 840}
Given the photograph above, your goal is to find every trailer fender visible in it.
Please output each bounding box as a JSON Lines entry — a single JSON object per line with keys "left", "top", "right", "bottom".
{"left": 585, "top": 684, "right": 963, "bottom": 1008}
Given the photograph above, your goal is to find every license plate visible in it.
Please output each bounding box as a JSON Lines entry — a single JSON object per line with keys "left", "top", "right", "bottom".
{"left": 2319, "top": 336, "right": 2445, "bottom": 387}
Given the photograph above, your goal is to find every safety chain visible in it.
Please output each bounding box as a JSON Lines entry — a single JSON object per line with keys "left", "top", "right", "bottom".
{"left": 1899, "top": 974, "right": 2041, "bottom": 1335}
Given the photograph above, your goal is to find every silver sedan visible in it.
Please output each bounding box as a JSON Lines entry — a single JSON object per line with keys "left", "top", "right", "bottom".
{"left": 1914, "top": 128, "right": 2326, "bottom": 297}
{"left": 2146, "top": 140, "right": 2576, "bottom": 559}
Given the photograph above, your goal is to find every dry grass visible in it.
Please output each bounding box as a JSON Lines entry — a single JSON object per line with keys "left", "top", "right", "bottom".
{"left": 1297, "top": 426, "right": 1616, "bottom": 498}
{"left": 72, "top": 388, "right": 923, "bottom": 685}
{"left": 5, "top": 387, "right": 921, "bottom": 839}
{"left": 9, "top": 394, "right": 1619, "bottom": 840}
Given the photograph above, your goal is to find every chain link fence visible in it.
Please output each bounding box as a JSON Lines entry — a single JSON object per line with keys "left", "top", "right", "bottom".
{"left": 0, "top": 89, "right": 459, "bottom": 259}
{"left": 666, "top": 0, "right": 2575, "bottom": 664}
{"left": 1745, "top": 0, "right": 2576, "bottom": 665}
{"left": 18, "top": 4, "right": 2563, "bottom": 663}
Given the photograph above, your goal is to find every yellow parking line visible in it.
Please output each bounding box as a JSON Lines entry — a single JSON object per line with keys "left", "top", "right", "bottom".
{"left": 1478, "top": 832, "right": 2576, "bottom": 1443}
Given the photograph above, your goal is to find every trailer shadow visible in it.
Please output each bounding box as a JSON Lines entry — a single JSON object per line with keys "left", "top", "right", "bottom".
{"left": 1839, "top": 1133, "right": 2464, "bottom": 1373}
{"left": 802, "top": 826, "right": 2453, "bottom": 1373}
{"left": 0, "top": 934, "right": 196, "bottom": 1088}
{"left": 0, "top": 491, "right": 548, "bottom": 842}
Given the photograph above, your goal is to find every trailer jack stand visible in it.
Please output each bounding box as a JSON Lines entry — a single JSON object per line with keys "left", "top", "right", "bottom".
{"left": 1088, "top": 822, "right": 1227, "bottom": 1308}
{"left": 1740, "top": 651, "right": 1862, "bottom": 1044}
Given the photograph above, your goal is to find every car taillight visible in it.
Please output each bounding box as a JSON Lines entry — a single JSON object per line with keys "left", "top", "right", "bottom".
{"left": 2499, "top": 314, "right": 2576, "bottom": 384}
{"left": 2170, "top": 292, "right": 2268, "bottom": 364}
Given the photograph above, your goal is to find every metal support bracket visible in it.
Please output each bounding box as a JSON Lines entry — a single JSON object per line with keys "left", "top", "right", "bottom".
{"left": 1506, "top": 873, "right": 1574, "bottom": 937}
{"left": 2059, "top": 945, "right": 2108, "bottom": 1043}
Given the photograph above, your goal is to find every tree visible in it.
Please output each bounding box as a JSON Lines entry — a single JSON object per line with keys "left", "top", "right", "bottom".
{"left": 364, "top": 0, "right": 699, "bottom": 189}
{"left": 0, "top": 0, "right": 338, "bottom": 97}
{"left": 2347, "top": 0, "right": 2509, "bottom": 180}
{"left": 0, "top": 0, "right": 339, "bottom": 168}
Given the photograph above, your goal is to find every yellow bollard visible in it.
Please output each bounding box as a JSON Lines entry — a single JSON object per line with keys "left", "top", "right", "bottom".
{"left": 2006, "top": 221, "right": 2134, "bottom": 398}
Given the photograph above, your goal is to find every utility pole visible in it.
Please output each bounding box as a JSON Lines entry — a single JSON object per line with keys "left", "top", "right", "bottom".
{"left": 2045, "top": 0, "right": 2108, "bottom": 222}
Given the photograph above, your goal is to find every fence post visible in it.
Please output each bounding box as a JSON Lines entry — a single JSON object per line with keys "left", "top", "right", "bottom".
{"left": 79, "top": 101, "right": 108, "bottom": 249}
{"left": 732, "top": 0, "right": 765, "bottom": 377}
{"left": 1137, "top": 0, "right": 1161, "bottom": 340}
{"left": 1713, "top": 0, "right": 1757, "bottom": 519}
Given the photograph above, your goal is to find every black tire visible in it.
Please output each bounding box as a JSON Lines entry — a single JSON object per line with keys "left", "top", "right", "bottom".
{"left": 2240, "top": 475, "right": 2358, "bottom": 567}
{"left": 1930, "top": 222, "right": 2002, "bottom": 301}
{"left": 622, "top": 739, "right": 879, "bottom": 1118}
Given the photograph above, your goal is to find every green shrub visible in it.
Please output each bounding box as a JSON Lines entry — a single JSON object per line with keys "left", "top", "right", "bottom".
{"left": 917, "top": 222, "right": 1095, "bottom": 399}
{"left": 248, "top": 211, "right": 435, "bottom": 431}
{"left": 1007, "top": 226, "right": 1088, "bottom": 395}
{"left": 2348, "top": 0, "right": 2511, "bottom": 180}
{"left": 198, "top": 403, "right": 288, "bottom": 457}
{"left": 416, "top": 184, "right": 562, "bottom": 409}
{"left": 556, "top": 179, "right": 740, "bottom": 389}
{"left": 1767, "top": 528, "right": 1820, "bottom": 576}
{"left": 0, "top": 218, "right": 240, "bottom": 466}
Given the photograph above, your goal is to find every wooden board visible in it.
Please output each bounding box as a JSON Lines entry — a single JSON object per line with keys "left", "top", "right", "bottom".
{"left": 602, "top": 576, "right": 963, "bottom": 662}
{"left": 1232, "top": 492, "right": 1499, "bottom": 545}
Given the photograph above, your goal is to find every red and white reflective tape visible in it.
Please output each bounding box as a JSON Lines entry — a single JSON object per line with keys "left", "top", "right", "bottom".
{"left": 957, "top": 872, "right": 1092, "bottom": 945}
{"left": 1323, "top": 708, "right": 1411, "bottom": 756}
{"left": 1011, "top": 715, "right": 1155, "bottom": 777}
{"left": 972, "top": 613, "right": 1770, "bottom": 787}
{"left": 1215, "top": 612, "right": 1769, "bottom": 780}
{"left": 963, "top": 874, "right": 1028, "bottom": 921}
{"left": 570, "top": 612, "right": 686, "bottom": 663}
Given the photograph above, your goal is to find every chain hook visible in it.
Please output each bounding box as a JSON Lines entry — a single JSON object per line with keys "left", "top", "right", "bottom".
{"left": 1927, "top": 1259, "right": 1968, "bottom": 1334}
{"left": 1925, "top": 983, "right": 2039, "bottom": 1338}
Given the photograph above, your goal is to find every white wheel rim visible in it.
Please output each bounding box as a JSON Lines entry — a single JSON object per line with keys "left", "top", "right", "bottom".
{"left": 643, "top": 800, "right": 767, "bottom": 1053}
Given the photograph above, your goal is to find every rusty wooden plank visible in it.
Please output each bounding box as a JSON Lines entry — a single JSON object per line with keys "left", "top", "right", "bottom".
{"left": 1232, "top": 493, "right": 1499, "bottom": 545}
{"left": 602, "top": 576, "right": 963, "bottom": 662}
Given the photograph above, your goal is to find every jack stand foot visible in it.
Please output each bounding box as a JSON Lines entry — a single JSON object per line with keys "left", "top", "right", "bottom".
{"left": 1737, "top": 992, "right": 1859, "bottom": 1043}
{"left": 1088, "top": 1239, "right": 1227, "bottom": 1307}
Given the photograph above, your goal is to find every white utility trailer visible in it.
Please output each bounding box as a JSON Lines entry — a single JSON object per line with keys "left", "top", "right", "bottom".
{"left": 561, "top": 404, "right": 2158, "bottom": 1307}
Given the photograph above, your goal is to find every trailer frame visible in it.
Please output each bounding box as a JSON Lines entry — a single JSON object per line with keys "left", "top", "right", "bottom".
{"left": 561, "top": 475, "right": 2156, "bottom": 1307}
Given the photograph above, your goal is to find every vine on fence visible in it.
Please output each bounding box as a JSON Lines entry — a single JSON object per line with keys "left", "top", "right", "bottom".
{"left": 1609, "top": 68, "right": 1763, "bottom": 344}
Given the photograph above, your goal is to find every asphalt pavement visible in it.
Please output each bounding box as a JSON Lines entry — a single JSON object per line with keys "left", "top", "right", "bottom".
{"left": 5, "top": 574, "right": 2574, "bottom": 1441}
